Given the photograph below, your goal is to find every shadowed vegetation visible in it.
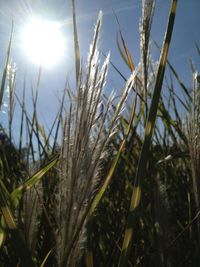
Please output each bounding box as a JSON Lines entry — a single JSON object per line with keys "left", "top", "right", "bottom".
{"left": 0, "top": 0, "right": 200, "bottom": 266}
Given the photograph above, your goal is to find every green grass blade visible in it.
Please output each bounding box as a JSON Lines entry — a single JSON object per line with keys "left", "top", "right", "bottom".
{"left": 15, "top": 91, "right": 47, "bottom": 157}
{"left": 154, "top": 40, "right": 191, "bottom": 103}
{"left": 40, "top": 249, "right": 52, "bottom": 267}
{"left": 11, "top": 156, "right": 58, "bottom": 208}
{"left": 0, "top": 180, "right": 35, "bottom": 267}
{"left": 159, "top": 99, "right": 188, "bottom": 144}
{"left": 72, "top": 0, "right": 81, "bottom": 86}
{"left": 29, "top": 67, "right": 42, "bottom": 159}
{"left": 0, "top": 180, "right": 15, "bottom": 229}
{"left": 19, "top": 77, "right": 26, "bottom": 153}
{"left": 0, "top": 224, "right": 5, "bottom": 247}
{"left": 118, "top": 1, "right": 178, "bottom": 266}
{"left": 114, "top": 10, "right": 135, "bottom": 72}
{"left": 52, "top": 89, "right": 66, "bottom": 153}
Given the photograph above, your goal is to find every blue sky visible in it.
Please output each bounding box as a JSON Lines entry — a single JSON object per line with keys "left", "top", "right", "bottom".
{"left": 0, "top": 0, "right": 200, "bottom": 140}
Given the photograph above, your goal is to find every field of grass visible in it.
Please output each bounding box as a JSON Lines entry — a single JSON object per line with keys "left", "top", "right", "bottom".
{"left": 0, "top": 0, "right": 200, "bottom": 266}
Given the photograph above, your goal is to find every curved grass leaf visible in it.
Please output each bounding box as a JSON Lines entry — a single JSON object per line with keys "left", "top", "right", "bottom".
{"left": 0, "top": 180, "right": 35, "bottom": 267}
{"left": 0, "top": 224, "right": 5, "bottom": 247}
{"left": 11, "top": 156, "right": 59, "bottom": 208}
{"left": 116, "top": 33, "right": 130, "bottom": 68}
{"left": 114, "top": 9, "right": 135, "bottom": 72}
{"left": 40, "top": 249, "right": 52, "bottom": 267}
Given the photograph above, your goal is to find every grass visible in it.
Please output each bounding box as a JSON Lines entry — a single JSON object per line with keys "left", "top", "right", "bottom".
{"left": 0, "top": 0, "right": 199, "bottom": 266}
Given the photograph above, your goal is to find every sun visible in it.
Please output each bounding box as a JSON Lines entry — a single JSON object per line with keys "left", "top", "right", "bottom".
{"left": 22, "top": 18, "right": 66, "bottom": 67}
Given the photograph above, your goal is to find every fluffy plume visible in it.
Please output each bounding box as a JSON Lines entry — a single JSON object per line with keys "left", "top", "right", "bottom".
{"left": 23, "top": 184, "right": 43, "bottom": 252}
{"left": 55, "top": 11, "right": 135, "bottom": 267}
{"left": 187, "top": 71, "right": 200, "bottom": 241}
{"left": 140, "top": 0, "right": 156, "bottom": 103}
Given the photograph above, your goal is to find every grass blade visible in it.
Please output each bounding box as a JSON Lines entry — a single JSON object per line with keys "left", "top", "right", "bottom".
{"left": 11, "top": 156, "right": 58, "bottom": 208}
{"left": 19, "top": 77, "right": 26, "bottom": 153}
{"left": 195, "top": 41, "right": 200, "bottom": 56}
{"left": 40, "top": 249, "right": 52, "bottom": 267}
{"left": 0, "top": 180, "right": 35, "bottom": 267}
{"left": 72, "top": 0, "right": 81, "bottom": 86}
{"left": 118, "top": 1, "right": 178, "bottom": 266}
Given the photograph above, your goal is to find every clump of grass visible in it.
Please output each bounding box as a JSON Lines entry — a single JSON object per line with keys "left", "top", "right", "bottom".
{"left": 56, "top": 10, "right": 136, "bottom": 266}
{"left": 1, "top": 0, "right": 200, "bottom": 266}
{"left": 119, "top": 1, "right": 178, "bottom": 266}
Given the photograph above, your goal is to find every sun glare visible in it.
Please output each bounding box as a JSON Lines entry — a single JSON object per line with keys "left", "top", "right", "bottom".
{"left": 22, "top": 19, "right": 65, "bottom": 67}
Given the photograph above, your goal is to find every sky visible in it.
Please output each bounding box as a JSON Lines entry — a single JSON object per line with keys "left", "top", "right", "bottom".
{"left": 0, "top": 0, "right": 200, "bottom": 142}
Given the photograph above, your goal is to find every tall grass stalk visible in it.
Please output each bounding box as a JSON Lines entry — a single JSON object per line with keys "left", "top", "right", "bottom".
{"left": 119, "top": 1, "right": 178, "bottom": 266}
